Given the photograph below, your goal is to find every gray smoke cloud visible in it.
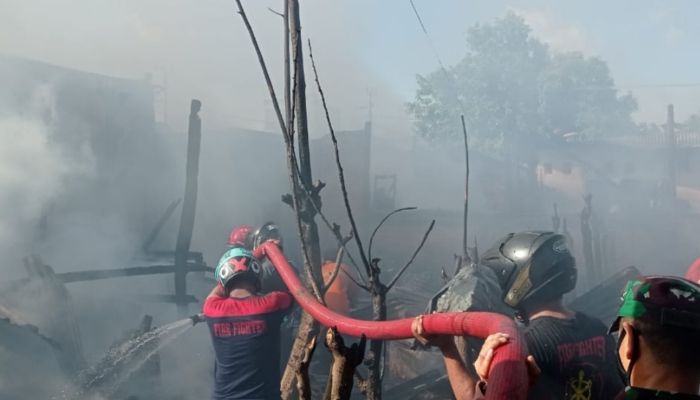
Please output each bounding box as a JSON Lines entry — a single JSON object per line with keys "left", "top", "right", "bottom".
{"left": 0, "top": 1, "right": 699, "bottom": 398}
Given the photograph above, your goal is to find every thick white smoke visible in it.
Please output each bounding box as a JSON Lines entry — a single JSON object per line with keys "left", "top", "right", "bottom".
{"left": 0, "top": 86, "right": 95, "bottom": 275}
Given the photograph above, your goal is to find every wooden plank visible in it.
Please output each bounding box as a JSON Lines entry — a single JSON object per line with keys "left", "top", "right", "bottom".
{"left": 141, "top": 198, "right": 182, "bottom": 252}
{"left": 58, "top": 264, "right": 212, "bottom": 283}
{"left": 174, "top": 99, "right": 202, "bottom": 315}
{"left": 136, "top": 294, "right": 199, "bottom": 304}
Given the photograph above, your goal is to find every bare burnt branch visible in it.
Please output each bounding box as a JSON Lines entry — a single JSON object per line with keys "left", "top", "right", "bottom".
{"left": 234, "top": 0, "right": 289, "bottom": 142}
{"left": 268, "top": 7, "right": 284, "bottom": 17}
{"left": 283, "top": 0, "right": 291, "bottom": 139}
{"left": 367, "top": 207, "right": 417, "bottom": 265}
{"left": 441, "top": 267, "right": 450, "bottom": 284}
{"left": 290, "top": 160, "right": 368, "bottom": 285}
{"left": 386, "top": 220, "right": 436, "bottom": 290}
{"left": 322, "top": 235, "right": 353, "bottom": 296}
{"left": 307, "top": 39, "right": 372, "bottom": 274}
{"left": 281, "top": 193, "right": 294, "bottom": 208}
{"left": 341, "top": 268, "right": 369, "bottom": 292}
{"left": 234, "top": 0, "right": 322, "bottom": 302}
{"left": 141, "top": 198, "right": 181, "bottom": 252}
{"left": 453, "top": 254, "right": 463, "bottom": 276}
{"left": 312, "top": 180, "right": 326, "bottom": 197}
{"left": 460, "top": 115, "right": 471, "bottom": 262}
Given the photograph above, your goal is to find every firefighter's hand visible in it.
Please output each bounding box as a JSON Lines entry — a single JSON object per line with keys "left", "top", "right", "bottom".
{"left": 473, "top": 333, "right": 509, "bottom": 380}
{"left": 473, "top": 333, "right": 540, "bottom": 385}
{"left": 411, "top": 315, "right": 455, "bottom": 351}
{"left": 258, "top": 239, "right": 281, "bottom": 249}
{"left": 525, "top": 355, "right": 541, "bottom": 385}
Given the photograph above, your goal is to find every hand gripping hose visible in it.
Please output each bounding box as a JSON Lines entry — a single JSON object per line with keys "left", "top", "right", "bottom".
{"left": 254, "top": 242, "right": 529, "bottom": 400}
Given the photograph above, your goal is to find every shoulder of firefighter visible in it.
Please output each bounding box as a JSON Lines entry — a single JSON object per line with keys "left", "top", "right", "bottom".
{"left": 203, "top": 291, "right": 293, "bottom": 318}
{"left": 609, "top": 275, "right": 700, "bottom": 333}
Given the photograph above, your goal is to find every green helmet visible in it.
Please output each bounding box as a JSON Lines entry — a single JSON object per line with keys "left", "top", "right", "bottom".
{"left": 609, "top": 275, "right": 700, "bottom": 333}
{"left": 215, "top": 247, "right": 262, "bottom": 290}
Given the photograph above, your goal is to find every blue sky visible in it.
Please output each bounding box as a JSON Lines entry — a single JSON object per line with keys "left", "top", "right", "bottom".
{"left": 348, "top": 0, "right": 700, "bottom": 121}
{"left": 0, "top": 0, "right": 698, "bottom": 128}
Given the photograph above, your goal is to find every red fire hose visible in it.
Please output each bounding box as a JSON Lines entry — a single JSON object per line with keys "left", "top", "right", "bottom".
{"left": 254, "top": 242, "right": 529, "bottom": 400}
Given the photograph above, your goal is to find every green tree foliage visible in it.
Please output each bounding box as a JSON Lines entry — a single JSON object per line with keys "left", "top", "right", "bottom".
{"left": 407, "top": 13, "right": 637, "bottom": 150}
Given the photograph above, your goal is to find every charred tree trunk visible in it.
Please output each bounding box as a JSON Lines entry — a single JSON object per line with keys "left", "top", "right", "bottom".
{"left": 282, "top": 311, "right": 319, "bottom": 398}
{"left": 295, "top": 336, "right": 317, "bottom": 400}
{"left": 280, "top": 1, "right": 324, "bottom": 397}
{"left": 233, "top": 1, "right": 325, "bottom": 396}
{"left": 283, "top": 0, "right": 291, "bottom": 136}
{"left": 324, "top": 328, "right": 366, "bottom": 400}
{"left": 363, "top": 267, "right": 387, "bottom": 400}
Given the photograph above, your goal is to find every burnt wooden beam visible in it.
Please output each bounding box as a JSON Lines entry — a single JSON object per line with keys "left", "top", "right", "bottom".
{"left": 137, "top": 294, "right": 199, "bottom": 304}
{"left": 174, "top": 99, "right": 202, "bottom": 315}
{"left": 143, "top": 250, "right": 204, "bottom": 264}
{"left": 21, "top": 256, "right": 86, "bottom": 373}
{"left": 141, "top": 198, "right": 182, "bottom": 252}
{"left": 57, "top": 264, "right": 212, "bottom": 284}
{"left": 1, "top": 263, "right": 212, "bottom": 292}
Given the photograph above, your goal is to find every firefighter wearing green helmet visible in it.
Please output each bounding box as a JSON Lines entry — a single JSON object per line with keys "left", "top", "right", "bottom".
{"left": 610, "top": 276, "right": 700, "bottom": 399}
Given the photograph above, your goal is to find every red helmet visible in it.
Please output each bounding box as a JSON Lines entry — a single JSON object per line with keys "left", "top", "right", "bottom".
{"left": 227, "top": 224, "right": 254, "bottom": 248}
{"left": 686, "top": 258, "right": 700, "bottom": 283}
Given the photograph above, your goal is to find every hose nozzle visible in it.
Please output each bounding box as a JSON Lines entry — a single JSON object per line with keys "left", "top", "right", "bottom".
{"left": 189, "top": 313, "right": 206, "bottom": 326}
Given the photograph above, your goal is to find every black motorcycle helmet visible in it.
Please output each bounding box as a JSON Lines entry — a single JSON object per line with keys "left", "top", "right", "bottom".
{"left": 253, "top": 221, "right": 284, "bottom": 250}
{"left": 481, "top": 231, "right": 576, "bottom": 309}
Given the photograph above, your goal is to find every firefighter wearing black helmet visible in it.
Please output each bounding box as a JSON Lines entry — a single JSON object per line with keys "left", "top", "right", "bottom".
{"left": 411, "top": 231, "right": 624, "bottom": 399}
{"left": 481, "top": 231, "right": 623, "bottom": 399}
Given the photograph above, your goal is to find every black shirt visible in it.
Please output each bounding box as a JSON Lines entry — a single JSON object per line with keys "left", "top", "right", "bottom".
{"left": 524, "top": 312, "right": 624, "bottom": 400}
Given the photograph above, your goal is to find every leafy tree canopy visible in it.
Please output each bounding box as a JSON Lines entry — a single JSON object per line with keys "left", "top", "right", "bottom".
{"left": 407, "top": 13, "right": 638, "bottom": 150}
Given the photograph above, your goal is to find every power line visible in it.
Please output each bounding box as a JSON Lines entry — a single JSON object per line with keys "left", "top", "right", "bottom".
{"left": 408, "top": 0, "right": 450, "bottom": 82}
{"left": 408, "top": 0, "right": 464, "bottom": 111}
{"left": 618, "top": 82, "right": 700, "bottom": 89}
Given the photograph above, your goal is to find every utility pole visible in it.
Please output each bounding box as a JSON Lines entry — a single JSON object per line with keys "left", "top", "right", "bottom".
{"left": 367, "top": 88, "right": 373, "bottom": 125}
{"left": 666, "top": 104, "right": 677, "bottom": 200}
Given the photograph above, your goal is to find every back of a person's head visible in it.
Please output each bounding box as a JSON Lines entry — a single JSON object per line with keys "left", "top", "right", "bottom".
{"left": 227, "top": 273, "right": 259, "bottom": 293}
{"left": 611, "top": 276, "right": 700, "bottom": 374}
{"left": 632, "top": 318, "right": 700, "bottom": 373}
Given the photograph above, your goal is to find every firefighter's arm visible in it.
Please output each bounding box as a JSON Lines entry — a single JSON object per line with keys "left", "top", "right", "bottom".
{"left": 473, "top": 334, "right": 540, "bottom": 388}
{"left": 441, "top": 343, "right": 483, "bottom": 400}
{"left": 411, "top": 316, "right": 482, "bottom": 400}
